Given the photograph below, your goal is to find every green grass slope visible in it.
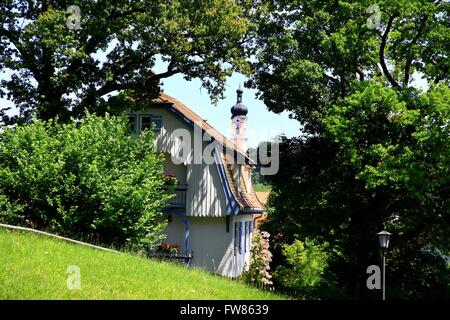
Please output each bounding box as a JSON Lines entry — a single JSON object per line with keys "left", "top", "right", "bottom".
{"left": 0, "top": 228, "right": 282, "bottom": 300}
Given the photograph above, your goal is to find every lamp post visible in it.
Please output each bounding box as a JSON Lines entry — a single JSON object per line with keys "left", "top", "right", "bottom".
{"left": 377, "top": 230, "right": 392, "bottom": 301}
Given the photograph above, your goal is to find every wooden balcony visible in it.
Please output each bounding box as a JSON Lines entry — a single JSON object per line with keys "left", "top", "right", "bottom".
{"left": 164, "top": 184, "right": 188, "bottom": 208}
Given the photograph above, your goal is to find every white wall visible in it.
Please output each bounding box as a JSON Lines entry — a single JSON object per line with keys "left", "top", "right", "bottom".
{"left": 185, "top": 214, "right": 254, "bottom": 277}
{"left": 164, "top": 214, "right": 186, "bottom": 249}
{"left": 188, "top": 216, "right": 231, "bottom": 274}
{"left": 163, "top": 153, "right": 187, "bottom": 184}
{"left": 136, "top": 106, "right": 256, "bottom": 277}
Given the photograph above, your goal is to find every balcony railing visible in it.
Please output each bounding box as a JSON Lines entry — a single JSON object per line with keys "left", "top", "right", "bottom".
{"left": 146, "top": 248, "right": 193, "bottom": 266}
{"left": 164, "top": 184, "right": 188, "bottom": 208}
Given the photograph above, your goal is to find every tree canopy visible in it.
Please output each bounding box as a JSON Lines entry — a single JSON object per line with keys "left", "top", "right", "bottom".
{"left": 0, "top": 0, "right": 256, "bottom": 123}
{"left": 250, "top": 0, "right": 449, "bottom": 133}
{"left": 252, "top": 0, "right": 450, "bottom": 299}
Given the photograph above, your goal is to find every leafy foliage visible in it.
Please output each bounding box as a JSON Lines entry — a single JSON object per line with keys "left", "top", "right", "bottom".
{"left": 253, "top": 0, "right": 450, "bottom": 299}
{"left": 0, "top": 0, "right": 257, "bottom": 123}
{"left": 248, "top": 140, "right": 276, "bottom": 187}
{"left": 273, "top": 239, "right": 332, "bottom": 298}
{"left": 249, "top": 0, "right": 449, "bottom": 133}
{"left": 0, "top": 113, "right": 170, "bottom": 248}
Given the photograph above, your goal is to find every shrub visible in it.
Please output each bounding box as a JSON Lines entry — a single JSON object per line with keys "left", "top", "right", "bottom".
{"left": 244, "top": 230, "right": 273, "bottom": 288}
{"left": 273, "top": 239, "right": 329, "bottom": 297}
{"left": 0, "top": 113, "right": 170, "bottom": 249}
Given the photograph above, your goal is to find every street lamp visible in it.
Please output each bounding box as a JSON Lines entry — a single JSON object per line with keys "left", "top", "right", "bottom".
{"left": 376, "top": 230, "right": 392, "bottom": 301}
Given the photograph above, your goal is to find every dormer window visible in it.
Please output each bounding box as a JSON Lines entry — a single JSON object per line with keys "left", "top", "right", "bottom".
{"left": 140, "top": 115, "right": 162, "bottom": 133}
{"left": 128, "top": 116, "right": 136, "bottom": 131}
{"left": 140, "top": 116, "right": 153, "bottom": 131}
{"left": 127, "top": 113, "right": 163, "bottom": 134}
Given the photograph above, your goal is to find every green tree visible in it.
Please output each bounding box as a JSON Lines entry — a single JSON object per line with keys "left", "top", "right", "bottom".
{"left": 248, "top": 140, "right": 273, "bottom": 188}
{"left": 0, "top": 0, "right": 256, "bottom": 123}
{"left": 252, "top": 0, "right": 450, "bottom": 298}
{"left": 0, "top": 113, "right": 170, "bottom": 249}
{"left": 273, "top": 239, "right": 333, "bottom": 299}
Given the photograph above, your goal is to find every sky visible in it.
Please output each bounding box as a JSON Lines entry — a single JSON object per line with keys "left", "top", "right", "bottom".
{"left": 0, "top": 58, "right": 302, "bottom": 149}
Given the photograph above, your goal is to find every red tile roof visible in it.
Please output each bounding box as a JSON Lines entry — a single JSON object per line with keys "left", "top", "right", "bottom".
{"left": 255, "top": 192, "right": 270, "bottom": 206}
{"left": 221, "top": 153, "right": 264, "bottom": 211}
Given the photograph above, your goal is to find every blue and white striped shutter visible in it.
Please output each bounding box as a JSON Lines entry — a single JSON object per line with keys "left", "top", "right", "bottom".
{"left": 249, "top": 220, "right": 253, "bottom": 250}
{"left": 244, "top": 221, "right": 249, "bottom": 252}
{"left": 239, "top": 222, "right": 244, "bottom": 254}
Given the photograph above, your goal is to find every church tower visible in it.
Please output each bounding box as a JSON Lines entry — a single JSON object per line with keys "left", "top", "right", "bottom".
{"left": 230, "top": 85, "right": 248, "bottom": 151}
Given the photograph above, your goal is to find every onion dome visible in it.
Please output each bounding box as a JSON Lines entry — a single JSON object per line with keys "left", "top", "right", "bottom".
{"left": 231, "top": 85, "right": 248, "bottom": 117}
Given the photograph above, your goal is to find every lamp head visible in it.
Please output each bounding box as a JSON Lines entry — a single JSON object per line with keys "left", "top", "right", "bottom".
{"left": 377, "top": 230, "right": 392, "bottom": 249}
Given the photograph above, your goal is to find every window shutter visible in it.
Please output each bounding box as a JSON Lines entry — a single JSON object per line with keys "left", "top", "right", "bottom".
{"left": 234, "top": 222, "right": 238, "bottom": 255}
{"left": 249, "top": 221, "right": 253, "bottom": 251}
{"left": 245, "top": 221, "right": 250, "bottom": 252}
{"left": 239, "top": 222, "right": 244, "bottom": 254}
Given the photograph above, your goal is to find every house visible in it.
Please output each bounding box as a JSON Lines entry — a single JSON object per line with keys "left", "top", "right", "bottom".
{"left": 128, "top": 87, "right": 265, "bottom": 277}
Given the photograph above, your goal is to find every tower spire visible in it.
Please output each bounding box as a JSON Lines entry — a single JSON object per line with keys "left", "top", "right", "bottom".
{"left": 230, "top": 86, "right": 248, "bottom": 151}
{"left": 236, "top": 84, "right": 243, "bottom": 103}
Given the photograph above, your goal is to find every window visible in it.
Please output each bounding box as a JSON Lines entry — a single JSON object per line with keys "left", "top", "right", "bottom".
{"left": 140, "top": 115, "right": 162, "bottom": 133}
{"left": 140, "top": 116, "right": 152, "bottom": 131}
{"left": 128, "top": 116, "right": 136, "bottom": 131}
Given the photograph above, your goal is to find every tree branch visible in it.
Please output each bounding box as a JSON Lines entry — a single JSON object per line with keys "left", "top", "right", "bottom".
{"left": 146, "top": 59, "right": 206, "bottom": 83}
{"left": 434, "top": 65, "right": 449, "bottom": 84}
{"left": 0, "top": 28, "right": 41, "bottom": 82}
{"left": 356, "top": 66, "right": 365, "bottom": 81}
{"left": 379, "top": 13, "right": 400, "bottom": 89}
{"left": 404, "top": 15, "right": 429, "bottom": 86}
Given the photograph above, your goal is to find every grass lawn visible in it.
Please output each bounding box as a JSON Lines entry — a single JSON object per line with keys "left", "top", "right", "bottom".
{"left": 253, "top": 183, "right": 272, "bottom": 192}
{"left": 0, "top": 228, "right": 283, "bottom": 300}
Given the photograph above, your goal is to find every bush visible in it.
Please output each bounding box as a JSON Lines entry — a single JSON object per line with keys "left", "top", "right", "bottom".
{"left": 273, "top": 239, "right": 330, "bottom": 297}
{"left": 387, "top": 245, "right": 450, "bottom": 300}
{"left": 0, "top": 113, "right": 170, "bottom": 249}
{"left": 244, "top": 230, "right": 273, "bottom": 288}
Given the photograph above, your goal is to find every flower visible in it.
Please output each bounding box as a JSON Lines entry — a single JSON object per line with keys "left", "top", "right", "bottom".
{"left": 158, "top": 243, "right": 181, "bottom": 253}
{"left": 163, "top": 172, "right": 178, "bottom": 185}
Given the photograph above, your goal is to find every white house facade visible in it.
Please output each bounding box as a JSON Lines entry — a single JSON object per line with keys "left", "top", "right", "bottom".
{"left": 128, "top": 88, "right": 264, "bottom": 277}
